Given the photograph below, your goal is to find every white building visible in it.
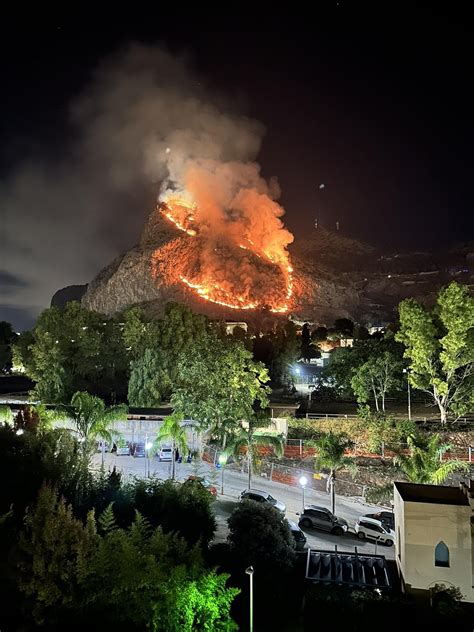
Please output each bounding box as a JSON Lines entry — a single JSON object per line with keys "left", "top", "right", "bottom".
{"left": 394, "top": 481, "right": 474, "bottom": 602}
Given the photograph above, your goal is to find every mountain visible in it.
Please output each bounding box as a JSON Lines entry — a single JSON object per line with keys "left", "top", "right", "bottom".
{"left": 78, "top": 209, "right": 474, "bottom": 327}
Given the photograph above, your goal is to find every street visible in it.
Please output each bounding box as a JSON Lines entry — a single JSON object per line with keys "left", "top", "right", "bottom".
{"left": 93, "top": 452, "right": 395, "bottom": 560}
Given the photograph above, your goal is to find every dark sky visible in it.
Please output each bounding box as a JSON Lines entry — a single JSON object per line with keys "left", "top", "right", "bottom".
{"left": 1, "top": 5, "right": 473, "bottom": 329}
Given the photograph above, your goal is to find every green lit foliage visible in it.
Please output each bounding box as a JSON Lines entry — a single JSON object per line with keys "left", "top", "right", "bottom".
{"left": 227, "top": 501, "right": 295, "bottom": 574}
{"left": 19, "top": 487, "right": 238, "bottom": 630}
{"left": 351, "top": 351, "right": 403, "bottom": 412}
{"left": 64, "top": 391, "right": 127, "bottom": 457}
{"left": 19, "top": 486, "right": 96, "bottom": 626}
{"left": 313, "top": 431, "right": 357, "bottom": 514}
{"left": 172, "top": 330, "right": 270, "bottom": 445}
{"left": 396, "top": 282, "right": 474, "bottom": 422}
{"left": 0, "top": 405, "right": 13, "bottom": 426}
{"left": 125, "top": 303, "right": 209, "bottom": 402}
{"left": 153, "top": 412, "right": 190, "bottom": 480}
{"left": 227, "top": 413, "right": 284, "bottom": 488}
{"left": 14, "top": 303, "right": 129, "bottom": 403}
{"left": 394, "top": 432, "right": 469, "bottom": 484}
{"left": 128, "top": 348, "right": 168, "bottom": 407}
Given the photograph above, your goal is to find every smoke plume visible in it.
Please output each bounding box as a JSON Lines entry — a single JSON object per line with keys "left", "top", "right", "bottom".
{"left": 0, "top": 43, "right": 293, "bottom": 328}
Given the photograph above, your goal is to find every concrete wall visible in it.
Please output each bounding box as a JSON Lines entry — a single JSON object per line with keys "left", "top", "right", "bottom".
{"left": 394, "top": 488, "right": 473, "bottom": 601}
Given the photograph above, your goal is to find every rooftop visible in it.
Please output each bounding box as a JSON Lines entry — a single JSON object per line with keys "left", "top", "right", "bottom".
{"left": 305, "top": 549, "right": 391, "bottom": 589}
{"left": 394, "top": 482, "right": 470, "bottom": 506}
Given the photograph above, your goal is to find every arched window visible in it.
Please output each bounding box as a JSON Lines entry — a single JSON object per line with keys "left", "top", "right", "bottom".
{"left": 434, "top": 541, "right": 449, "bottom": 568}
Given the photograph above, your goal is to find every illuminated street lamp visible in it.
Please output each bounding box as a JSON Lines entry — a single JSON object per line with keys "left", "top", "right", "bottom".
{"left": 218, "top": 454, "right": 227, "bottom": 495}
{"left": 245, "top": 566, "right": 254, "bottom": 632}
{"left": 145, "top": 436, "right": 153, "bottom": 477}
{"left": 299, "top": 475, "right": 308, "bottom": 512}
{"left": 402, "top": 368, "right": 412, "bottom": 420}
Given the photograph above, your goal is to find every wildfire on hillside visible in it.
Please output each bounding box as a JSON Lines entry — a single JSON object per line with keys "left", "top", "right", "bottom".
{"left": 151, "top": 196, "right": 295, "bottom": 313}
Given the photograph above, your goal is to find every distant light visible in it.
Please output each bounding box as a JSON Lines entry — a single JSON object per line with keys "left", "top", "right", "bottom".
{"left": 387, "top": 275, "right": 391, "bottom": 279}
{"left": 299, "top": 476, "right": 308, "bottom": 487}
{"left": 319, "top": 183, "right": 325, "bottom": 189}
{"left": 165, "top": 147, "right": 171, "bottom": 154}
{"left": 294, "top": 366, "right": 301, "bottom": 375}
{"left": 145, "top": 442, "right": 153, "bottom": 450}
{"left": 16, "top": 428, "right": 24, "bottom": 435}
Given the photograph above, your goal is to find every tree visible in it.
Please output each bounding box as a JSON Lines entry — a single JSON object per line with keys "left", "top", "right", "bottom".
{"left": 396, "top": 282, "right": 474, "bottom": 422}
{"left": 153, "top": 412, "right": 190, "bottom": 480}
{"left": 394, "top": 432, "right": 469, "bottom": 484}
{"left": 350, "top": 351, "right": 402, "bottom": 412}
{"left": 333, "top": 318, "right": 354, "bottom": 337}
{"left": 227, "top": 501, "right": 295, "bottom": 573}
{"left": 313, "top": 432, "right": 356, "bottom": 514}
{"left": 65, "top": 391, "right": 127, "bottom": 459}
{"left": 228, "top": 414, "right": 284, "bottom": 489}
{"left": 15, "top": 303, "right": 130, "bottom": 403}
{"left": 172, "top": 331, "right": 270, "bottom": 447}
{"left": 312, "top": 326, "right": 328, "bottom": 343}
{"left": 19, "top": 486, "right": 96, "bottom": 626}
{"left": 128, "top": 348, "right": 168, "bottom": 407}
{"left": 301, "top": 323, "right": 312, "bottom": 362}
{"left": 0, "top": 321, "right": 17, "bottom": 373}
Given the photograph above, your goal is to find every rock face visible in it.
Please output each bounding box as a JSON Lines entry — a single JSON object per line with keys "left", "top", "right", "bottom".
{"left": 80, "top": 208, "right": 474, "bottom": 326}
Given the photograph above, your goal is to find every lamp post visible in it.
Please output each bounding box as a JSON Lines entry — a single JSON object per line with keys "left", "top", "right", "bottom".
{"left": 218, "top": 454, "right": 227, "bottom": 495}
{"left": 145, "top": 438, "right": 153, "bottom": 477}
{"left": 403, "top": 368, "right": 411, "bottom": 420}
{"left": 245, "top": 566, "right": 254, "bottom": 632}
{"left": 299, "top": 475, "right": 308, "bottom": 513}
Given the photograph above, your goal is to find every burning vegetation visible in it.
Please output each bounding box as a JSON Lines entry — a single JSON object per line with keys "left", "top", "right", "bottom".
{"left": 151, "top": 193, "right": 294, "bottom": 313}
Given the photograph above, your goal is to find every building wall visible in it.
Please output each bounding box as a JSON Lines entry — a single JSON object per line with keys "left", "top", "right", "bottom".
{"left": 394, "top": 489, "right": 473, "bottom": 601}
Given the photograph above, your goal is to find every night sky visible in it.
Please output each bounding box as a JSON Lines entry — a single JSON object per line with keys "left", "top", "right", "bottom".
{"left": 1, "top": 5, "right": 473, "bottom": 329}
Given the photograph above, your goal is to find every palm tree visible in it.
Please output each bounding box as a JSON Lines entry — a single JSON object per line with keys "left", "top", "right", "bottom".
{"left": 228, "top": 414, "right": 284, "bottom": 489}
{"left": 65, "top": 391, "right": 128, "bottom": 462}
{"left": 153, "top": 411, "right": 189, "bottom": 480}
{"left": 394, "top": 433, "right": 469, "bottom": 485}
{"left": 313, "top": 432, "right": 357, "bottom": 515}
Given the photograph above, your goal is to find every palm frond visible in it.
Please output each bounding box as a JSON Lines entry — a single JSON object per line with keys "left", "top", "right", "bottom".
{"left": 431, "top": 460, "right": 470, "bottom": 485}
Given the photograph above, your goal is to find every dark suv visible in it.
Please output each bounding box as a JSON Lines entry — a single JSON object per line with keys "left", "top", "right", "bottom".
{"left": 298, "top": 505, "right": 348, "bottom": 536}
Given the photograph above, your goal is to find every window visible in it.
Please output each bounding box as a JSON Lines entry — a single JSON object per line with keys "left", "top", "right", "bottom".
{"left": 435, "top": 541, "right": 449, "bottom": 568}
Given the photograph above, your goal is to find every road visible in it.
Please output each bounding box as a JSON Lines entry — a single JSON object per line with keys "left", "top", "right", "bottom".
{"left": 93, "top": 452, "right": 395, "bottom": 560}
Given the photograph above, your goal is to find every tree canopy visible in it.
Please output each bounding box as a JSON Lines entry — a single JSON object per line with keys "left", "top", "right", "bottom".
{"left": 172, "top": 330, "right": 270, "bottom": 444}
{"left": 396, "top": 282, "right": 474, "bottom": 422}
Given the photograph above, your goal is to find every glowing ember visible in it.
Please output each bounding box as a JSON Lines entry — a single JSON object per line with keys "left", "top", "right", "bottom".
{"left": 155, "top": 196, "right": 295, "bottom": 313}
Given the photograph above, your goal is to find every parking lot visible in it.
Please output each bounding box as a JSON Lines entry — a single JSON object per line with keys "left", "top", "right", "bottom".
{"left": 93, "top": 452, "right": 395, "bottom": 560}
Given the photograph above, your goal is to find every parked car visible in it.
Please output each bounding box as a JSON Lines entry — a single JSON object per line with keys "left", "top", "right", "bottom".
{"left": 355, "top": 517, "right": 395, "bottom": 546}
{"left": 184, "top": 476, "right": 217, "bottom": 497}
{"left": 364, "top": 510, "right": 395, "bottom": 531}
{"left": 158, "top": 446, "right": 173, "bottom": 461}
{"left": 132, "top": 443, "right": 146, "bottom": 458}
{"left": 115, "top": 440, "right": 130, "bottom": 456}
{"left": 239, "top": 489, "right": 286, "bottom": 513}
{"left": 297, "top": 505, "right": 348, "bottom": 536}
{"left": 287, "top": 519, "right": 307, "bottom": 551}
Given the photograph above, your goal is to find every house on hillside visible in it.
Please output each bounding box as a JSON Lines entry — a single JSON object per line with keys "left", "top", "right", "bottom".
{"left": 394, "top": 481, "right": 474, "bottom": 602}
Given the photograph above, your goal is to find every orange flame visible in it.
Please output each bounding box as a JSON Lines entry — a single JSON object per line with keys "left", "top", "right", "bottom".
{"left": 158, "top": 197, "right": 294, "bottom": 313}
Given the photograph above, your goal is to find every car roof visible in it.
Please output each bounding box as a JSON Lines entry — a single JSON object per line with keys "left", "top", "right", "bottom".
{"left": 358, "top": 517, "right": 385, "bottom": 527}
{"left": 242, "top": 489, "right": 269, "bottom": 497}
{"left": 305, "top": 505, "right": 331, "bottom": 512}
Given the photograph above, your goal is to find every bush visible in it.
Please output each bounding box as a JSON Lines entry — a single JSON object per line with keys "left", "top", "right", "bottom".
{"left": 227, "top": 501, "right": 295, "bottom": 573}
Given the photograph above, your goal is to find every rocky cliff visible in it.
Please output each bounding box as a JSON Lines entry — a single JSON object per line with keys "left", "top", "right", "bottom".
{"left": 80, "top": 208, "right": 474, "bottom": 327}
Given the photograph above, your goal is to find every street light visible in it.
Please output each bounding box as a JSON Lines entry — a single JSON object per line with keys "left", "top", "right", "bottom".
{"left": 145, "top": 437, "right": 153, "bottom": 477}
{"left": 299, "top": 475, "right": 308, "bottom": 512}
{"left": 245, "top": 566, "right": 254, "bottom": 632}
{"left": 218, "top": 454, "right": 227, "bottom": 495}
{"left": 403, "top": 368, "right": 411, "bottom": 420}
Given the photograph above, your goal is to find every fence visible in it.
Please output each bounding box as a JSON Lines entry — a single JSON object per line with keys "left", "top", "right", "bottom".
{"left": 201, "top": 444, "right": 367, "bottom": 499}
{"left": 286, "top": 438, "right": 474, "bottom": 463}
{"left": 306, "top": 412, "right": 474, "bottom": 425}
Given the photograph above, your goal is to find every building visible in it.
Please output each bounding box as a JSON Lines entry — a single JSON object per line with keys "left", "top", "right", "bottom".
{"left": 305, "top": 548, "right": 392, "bottom": 590}
{"left": 394, "top": 481, "right": 474, "bottom": 602}
{"left": 224, "top": 321, "right": 248, "bottom": 335}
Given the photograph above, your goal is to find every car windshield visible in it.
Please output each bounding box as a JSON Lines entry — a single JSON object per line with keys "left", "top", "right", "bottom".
{"left": 267, "top": 495, "right": 277, "bottom": 505}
